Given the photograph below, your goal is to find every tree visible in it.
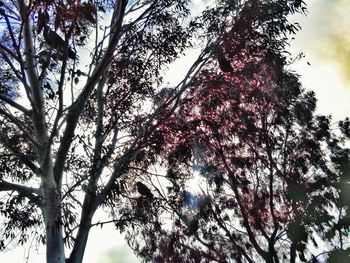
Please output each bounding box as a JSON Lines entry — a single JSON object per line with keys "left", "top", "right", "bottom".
{"left": 118, "top": 1, "right": 350, "bottom": 263}
{"left": 0, "top": 0, "right": 209, "bottom": 262}
{"left": 150, "top": 58, "right": 350, "bottom": 262}
{"left": 0, "top": 0, "right": 328, "bottom": 263}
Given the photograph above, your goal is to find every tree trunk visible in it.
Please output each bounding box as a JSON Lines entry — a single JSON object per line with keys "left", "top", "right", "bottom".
{"left": 66, "top": 196, "right": 97, "bottom": 263}
{"left": 290, "top": 242, "right": 296, "bottom": 263}
{"left": 16, "top": 0, "right": 65, "bottom": 259}
{"left": 46, "top": 219, "right": 65, "bottom": 263}
{"left": 268, "top": 241, "right": 279, "bottom": 263}
{"left": 66, "top": 223, "right": 92, "bottom": 263}
{"left": 42, "top": 176, "right": 65, "bottom": 263}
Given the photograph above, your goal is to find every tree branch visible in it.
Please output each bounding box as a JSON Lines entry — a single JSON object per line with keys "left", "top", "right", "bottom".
{"left": 0, "top": 43, "right": 20, "bottom": 61}
{"left": 0, "top": 179, "right": 40, "bottom": 200}
{"left": 0, "top": 94, "right": 31, "bottom": 116}
{"left": 0, "top": 137, "right": 40, "bottom": 174}
{"left": 0, "top": 107, "right": 37, "bottom": 144}
{"left": 0, "top": 48, "right": 25, "bottom": 83}
{"left": 53, "top": 0, "right": 128, "bottom": 185}
{"left": 17, "top": 0, "right": 41, "bottom": 110}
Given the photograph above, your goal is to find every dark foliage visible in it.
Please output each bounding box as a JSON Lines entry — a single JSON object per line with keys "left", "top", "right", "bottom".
{"left": 120, "top": 1, "right": 350, "bottom": 262}
{"left": 1, "top": 0, "right": 349, "bottom": 262}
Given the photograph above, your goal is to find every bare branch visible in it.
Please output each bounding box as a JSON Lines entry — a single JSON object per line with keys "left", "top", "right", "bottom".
{"left": 0, "top": 179, "right": 40, "bottom": 199}
{"left": 0, "top": 94, "right": 31, "bottom": 115}
{"left": 17, "top": 0, "right": 41, "bottom": 110}
{"left": 0, "top": 43, "right": 20, "bottom": 61}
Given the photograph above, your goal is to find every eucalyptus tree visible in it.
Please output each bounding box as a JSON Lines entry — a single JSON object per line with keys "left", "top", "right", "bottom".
{"left": 2, "top": 1, "right": 338, "bottom": 263}
{"left": 0, "top": 0, "right": 208, "bottom": 262}
{"left": 147, "top": 52, "right": 350, "bottom": 262}
{"left": 119, "top": 0, "right": 350, "bottom": 262}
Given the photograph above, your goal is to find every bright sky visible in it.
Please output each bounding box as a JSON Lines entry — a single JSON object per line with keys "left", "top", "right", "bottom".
{"left": 290, "top": 0, "right": 350, "bottom": 120}
{"left": 1, "top": 0, "right": 350, "bottom": 262}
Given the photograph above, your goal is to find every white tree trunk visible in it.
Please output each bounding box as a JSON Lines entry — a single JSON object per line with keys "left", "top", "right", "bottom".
{"left": 41, "top": 173, "right": 65, "bottom": 263}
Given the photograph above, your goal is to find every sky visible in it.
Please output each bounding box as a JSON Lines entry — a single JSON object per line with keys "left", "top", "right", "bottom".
{"left": 1, "top": 0, "right": 350, "bottom": 262}
{"left": 290, "top": 0, "right": 350, "bottom": 120}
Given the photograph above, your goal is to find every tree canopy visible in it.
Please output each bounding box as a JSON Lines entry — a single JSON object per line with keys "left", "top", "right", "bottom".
{"left": 134, "top": 44, "right": 350, "bottom": 262}
{"left": 0, "top": 0, "right": 349, "bottom": 263}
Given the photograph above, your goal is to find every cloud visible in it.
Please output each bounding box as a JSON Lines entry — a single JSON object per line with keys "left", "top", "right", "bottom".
{"left": 288, "top": 0, "right": 350, "bottom": 119}
{"left": 319, "top": 0, "right": 350, "bottom": 83}
{"left": 295, "top": 0, "right": 350, "bottom": 84}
